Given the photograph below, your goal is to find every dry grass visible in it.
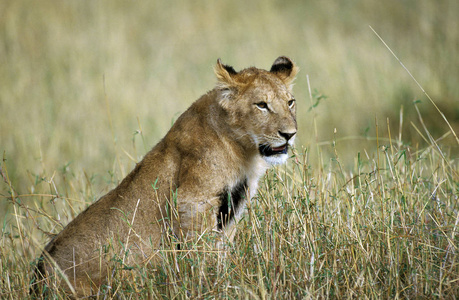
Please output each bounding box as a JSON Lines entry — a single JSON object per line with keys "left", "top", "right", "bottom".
{"left": 2, "top": 135, "right": 458, "bottom": 298}
{"left": 1, "top": 0, "right": 459, "bottom": 299}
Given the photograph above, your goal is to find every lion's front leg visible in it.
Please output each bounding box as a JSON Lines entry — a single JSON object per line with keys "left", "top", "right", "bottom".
{"left": 175, "top": 196, "right": 243, "bottom": 253}
{"left": 162, "top": 185, "right": 221, "bottom": 244}
{"left": 177, "top": 198, "right": 220, "bottom": 240}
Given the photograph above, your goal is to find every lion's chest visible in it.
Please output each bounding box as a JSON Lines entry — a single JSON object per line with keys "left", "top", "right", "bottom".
{"left": 217, "top": 179, "right": 248, "bottom": 229}
{"left": 216, "top": 155, "right": 268, "bottom": 230}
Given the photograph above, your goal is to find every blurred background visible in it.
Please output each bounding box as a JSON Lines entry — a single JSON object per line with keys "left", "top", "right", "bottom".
{"left": 1, "top": 1, "right": 458, "bottom": 212}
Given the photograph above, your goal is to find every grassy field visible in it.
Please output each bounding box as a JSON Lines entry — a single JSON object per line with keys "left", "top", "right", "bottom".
{"left": 1, "top": 0, "right": 458, "bottom": 298}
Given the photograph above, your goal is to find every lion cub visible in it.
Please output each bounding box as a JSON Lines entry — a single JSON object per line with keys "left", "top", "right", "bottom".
{"left": 34, "top": 56, "right": 298, "bottom": 296}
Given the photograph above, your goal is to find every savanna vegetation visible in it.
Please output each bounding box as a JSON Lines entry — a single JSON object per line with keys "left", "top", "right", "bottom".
{"left": 1, "top": 1, "right": 458, "bottom": 298}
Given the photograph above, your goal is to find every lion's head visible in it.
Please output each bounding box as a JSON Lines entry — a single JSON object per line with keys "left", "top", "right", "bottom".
{"left": 214, "top": 56, "right": 299, "bottom": 165}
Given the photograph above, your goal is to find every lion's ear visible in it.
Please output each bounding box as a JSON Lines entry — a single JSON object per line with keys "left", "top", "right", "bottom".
{"left": 214, "top": 59, "right": 240, "bottom": 107}
{"left": 270, "top": 56, "right": 299, "bottom": 89}
{"left": 215, "top": 59, "right": 238, "bottom": 84}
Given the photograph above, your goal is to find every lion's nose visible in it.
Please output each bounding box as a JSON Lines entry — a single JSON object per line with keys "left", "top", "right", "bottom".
{"left": 279, "top": 131, "right": 296, "bottom": 142}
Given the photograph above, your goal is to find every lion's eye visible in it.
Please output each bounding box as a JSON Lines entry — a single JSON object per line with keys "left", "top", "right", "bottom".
{"left": 255, "top": 102, "right": 268, "bottom": 110}
{"left": 288, "top": 99, "right": 295, "bottom": 108}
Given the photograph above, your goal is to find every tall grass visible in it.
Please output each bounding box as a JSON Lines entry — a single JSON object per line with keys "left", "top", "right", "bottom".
{"left": 2, "top": 128, "right": 458, "bottom": 298}
{"left": 1, "top": 0, "right": 458, "bottom": 299}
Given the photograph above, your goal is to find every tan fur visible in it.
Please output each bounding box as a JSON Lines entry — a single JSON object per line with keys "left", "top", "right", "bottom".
{"left": 34, "top": 56, "right": 298, "bottom": 297}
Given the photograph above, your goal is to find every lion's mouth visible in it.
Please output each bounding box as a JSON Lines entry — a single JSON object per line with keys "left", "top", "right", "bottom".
{"left": 258, "top": 144, "right": 289, "bottom": 156}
